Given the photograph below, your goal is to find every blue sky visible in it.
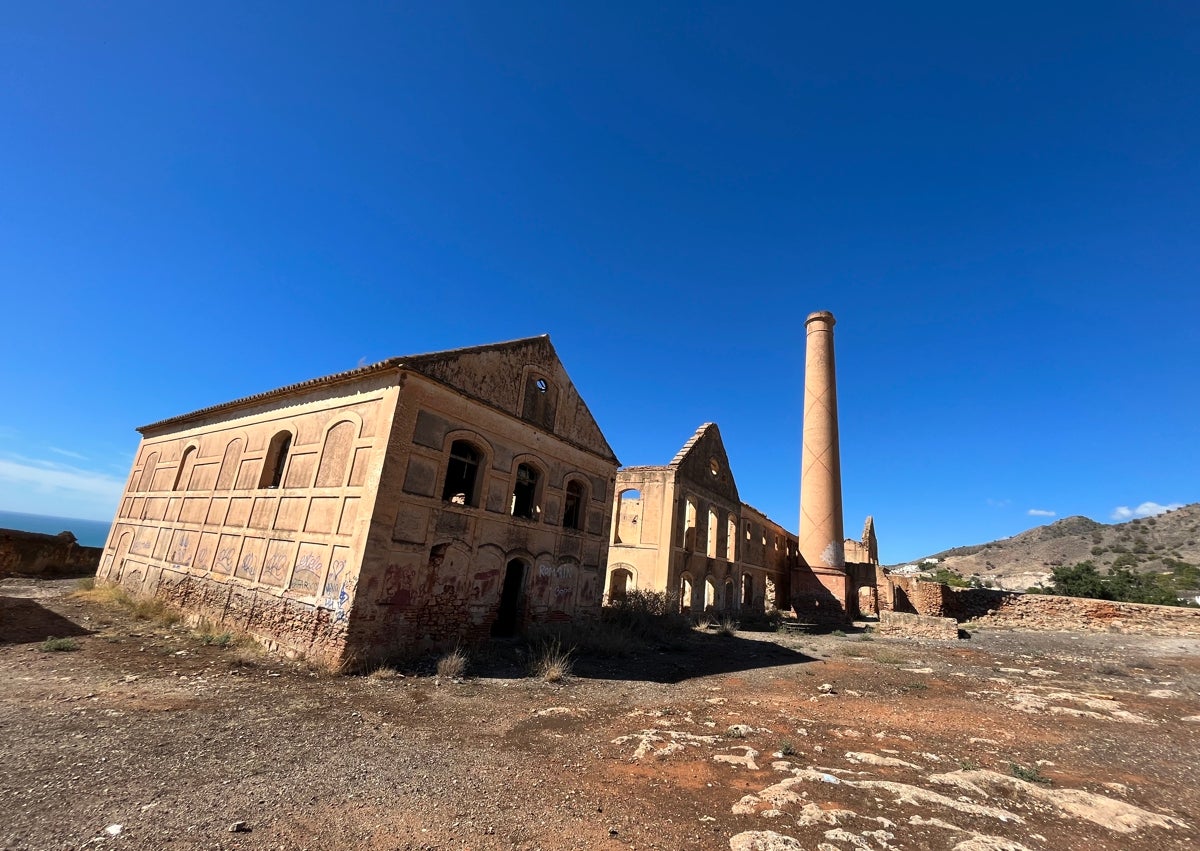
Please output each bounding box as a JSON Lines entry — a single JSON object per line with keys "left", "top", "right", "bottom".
{"left": 1, "top": 2, "right": 1196, "bottom": 563}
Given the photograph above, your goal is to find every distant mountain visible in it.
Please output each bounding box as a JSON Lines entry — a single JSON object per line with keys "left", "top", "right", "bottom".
{"left": 902, "top": 504, "right": 1200, "bottom": 591}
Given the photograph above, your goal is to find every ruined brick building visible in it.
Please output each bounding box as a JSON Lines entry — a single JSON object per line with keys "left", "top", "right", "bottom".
{"left": 605, "top": 423, "right": 880, "bottom": 621}
{"left": 94, "top": 336, "right": 618, "bottom": 668}
{"left": 606, "top": 423, "right": 801, "bottom": 616}
{"left": 95, "top": 312, "right": 880, "bottom": 664}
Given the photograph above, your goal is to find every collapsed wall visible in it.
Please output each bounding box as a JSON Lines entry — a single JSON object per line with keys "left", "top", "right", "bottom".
{"left": 0, "top": 529, "right": 101, "bottom": 580}
{"left": 888, "top": 575, "right": 1200, "bottom": 636}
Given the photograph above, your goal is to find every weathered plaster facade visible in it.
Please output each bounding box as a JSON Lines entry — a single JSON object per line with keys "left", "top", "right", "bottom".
{"left": 606, "top": 424, "right": 800, "bottom": 616}
{"left": 95, "top": 337, "right": 618, "bottom": 668}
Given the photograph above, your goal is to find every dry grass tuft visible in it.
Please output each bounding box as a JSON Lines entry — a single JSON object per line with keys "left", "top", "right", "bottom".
{"left": 436, "top": 647, "right": 468, "bottom": 679}
{"left": 532, "top": 639, "right": 573, "bottom": 683}
{"left": 72, "top": 581, "right": 181, "bottom": 625}
{"left": 716, "top": 617, "right": 738, "bottom": 637}
{"left": 367, "top": 666, "right": 401, "bottom": 680}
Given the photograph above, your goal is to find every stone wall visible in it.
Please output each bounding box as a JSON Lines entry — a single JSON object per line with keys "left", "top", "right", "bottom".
{"left": 886, "top": 576, "right": 1200, "bottom": 636}
{"left": 0, "top": 529, "right": 101, "bottom": 579}
{"left": 876, "top": 610, "right": 959, "bottom": 640}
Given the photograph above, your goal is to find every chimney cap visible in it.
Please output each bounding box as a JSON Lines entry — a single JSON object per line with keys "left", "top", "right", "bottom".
{"left": 805, "top": 310, "right": 836, "bottom": 327}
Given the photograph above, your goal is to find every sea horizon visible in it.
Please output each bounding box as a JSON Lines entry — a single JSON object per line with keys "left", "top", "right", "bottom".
{"left": 0, "top": 509, "right": 112, "bottom": 548}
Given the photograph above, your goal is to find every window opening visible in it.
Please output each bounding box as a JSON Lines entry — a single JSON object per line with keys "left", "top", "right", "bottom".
{"left": 563, "top": 480, "right": 585, "bottom": 530}
{"left": 260, "top": 432, "right": 292, "bottom": 489}
{"left": 742, "top": 573, "right": 754, "bottom": 607}
{"left": 706, "top": 508, "right": 718, "bottom": 558}
{"left": 172, "top": 446, "right": 196, "bottom": 491}
{"left": 511, "top": 463, "right": 539, "bottom": 519}
{"left": 442, "top": 440, "right": 481, "bottom": 505}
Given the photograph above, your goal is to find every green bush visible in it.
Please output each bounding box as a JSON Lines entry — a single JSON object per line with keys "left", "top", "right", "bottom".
{"left": 40, "top": 637, "right": 80, "bottom": 652}
{"left": 1046, "top": 561, "right": 1186, "bottom": 607}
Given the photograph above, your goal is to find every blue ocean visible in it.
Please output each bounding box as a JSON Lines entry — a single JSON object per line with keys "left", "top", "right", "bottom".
{"left": 0, "top": 510, "right": 112, "bottom": 548}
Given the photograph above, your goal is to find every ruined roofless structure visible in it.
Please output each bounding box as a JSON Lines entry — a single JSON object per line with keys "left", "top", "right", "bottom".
{"left": 606, "top": 423, "right": 801, "bottom": 617}
{"left": 604, "top": 311, "right": 879, "bottom": 624}
{"left": 94, "top": 336, "right": 619, "bottom": 669}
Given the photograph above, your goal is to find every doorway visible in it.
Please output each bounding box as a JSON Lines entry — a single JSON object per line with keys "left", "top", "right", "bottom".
{"left": 492, "top": 559, "right": 526, "bottom": 637}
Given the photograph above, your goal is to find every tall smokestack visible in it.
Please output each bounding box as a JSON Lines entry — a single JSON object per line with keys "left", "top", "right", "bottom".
{"left": 799, "top": 310, "right": 846, "bottom": 571}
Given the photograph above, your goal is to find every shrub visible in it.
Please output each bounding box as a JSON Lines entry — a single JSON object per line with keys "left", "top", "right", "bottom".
{"left": 1010, "top": 763, "right": 1052, "bottom": 785}
{"left": 716, "top": 617, "right": 737, "bottom": 637}
{"left": 199, "top": 631, "right": 234, "bottom": 647}
{"left": 779, "top": 740, "right": 797, "bottom": 756}
{"left": 40, "top": 637, "right": 80, "bottom": 652}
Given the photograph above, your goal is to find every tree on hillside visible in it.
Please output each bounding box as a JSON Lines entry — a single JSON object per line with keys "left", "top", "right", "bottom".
{"left": 1047, "top": 560, "right": 1190, "bottom": 607}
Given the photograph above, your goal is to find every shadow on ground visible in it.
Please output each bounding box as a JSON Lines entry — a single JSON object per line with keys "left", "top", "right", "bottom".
{"left": 0, "top": 595, "right": 94, "bottom": 644}
{"left": 466, "top": 631, "right": 816, "bottom": 684}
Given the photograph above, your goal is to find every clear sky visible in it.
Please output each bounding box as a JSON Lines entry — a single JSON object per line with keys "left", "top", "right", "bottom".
{"left": 1, "top": 3, "right": 1196, "bottom": 563}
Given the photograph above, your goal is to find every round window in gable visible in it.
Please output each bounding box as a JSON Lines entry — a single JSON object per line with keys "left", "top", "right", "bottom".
{"left": 535, "top": 378, "right": 548, "bottom": 393}
{"left": 709, "top": 458, "right": 720, "bottom": 477}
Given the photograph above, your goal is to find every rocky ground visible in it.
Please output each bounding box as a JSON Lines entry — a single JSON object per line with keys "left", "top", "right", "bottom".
{"left": 2, "top": 578, "right": 1199, "bottom": 851}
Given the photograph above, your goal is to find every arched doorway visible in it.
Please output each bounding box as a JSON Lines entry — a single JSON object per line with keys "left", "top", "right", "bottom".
{"left": 608, "top": 566, "right": 634, "bottom": 600}
{"left": 492, "top": 559, "right": 527, "bottom": 637}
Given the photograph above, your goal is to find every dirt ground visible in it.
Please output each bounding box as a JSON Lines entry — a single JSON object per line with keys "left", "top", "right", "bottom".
{"left": 2, "top": 578, "right": 1199, "bottom": 851}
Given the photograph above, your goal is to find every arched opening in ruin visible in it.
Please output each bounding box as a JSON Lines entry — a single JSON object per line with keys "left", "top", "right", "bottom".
{"left": 563, "top": 479, "right": 586, "bottom": 531}
{"left": 614, "top": 489, "right": 641, "bottom": 544}
{"left": 707, "top": 508, "right": 718, "bottom": 558}
{"left": 724, "top": 577, "right": 735, "bottom": 612}
{"left": 742, "top": 573, "right": 754, "bottom": 608}
{"left": 443, "top": 440, "right": 483, "bottom": 506}
{"left": 608, "top": 566, "right": 634, "bottom": 600}
{"left": 727, "top": 515, "right": 737, "bottom": 561}
{"left": 679, "top": 573, "right": 693, "bottom": 615}
{"left": 704, "top": 576, "right": 717, "bottom": 612}
{"left": 492, "top": 559, "right": 527, "bottom": 637}
{"left": 260, "top": 431, "right": 292, "bottom": 489}
{"left": 510, "top": 462, "right": 541, "bottom": 520}
{"left": 684, "top": 497, "right": 698, "bottom": 551}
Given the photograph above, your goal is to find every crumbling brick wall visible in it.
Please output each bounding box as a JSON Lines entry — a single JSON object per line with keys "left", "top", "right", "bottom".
{"left": 0, "top": 529, "right": 101, "bottom": 579}
{"left": 884, "top": 576, "right": 1200, "bottom": 636}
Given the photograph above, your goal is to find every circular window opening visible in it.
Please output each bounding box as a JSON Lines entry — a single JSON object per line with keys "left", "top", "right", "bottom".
{"left": 535, "top": 378, "right": 548, "bottom": 393}
{"left": 709, "top": 458, "right": 720, "bottom": 477}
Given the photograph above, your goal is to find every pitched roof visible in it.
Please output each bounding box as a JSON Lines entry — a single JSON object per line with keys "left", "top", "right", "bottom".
{"left": 137, "top": 335, "right": 617, "bottom": 462}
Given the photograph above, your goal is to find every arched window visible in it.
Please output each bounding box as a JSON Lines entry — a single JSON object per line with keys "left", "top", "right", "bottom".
{"left": 742, "top": 573, "right": 754, "bottom": 607}
{"left": 727, "top": 515, "right": 737, "bottom": 561}
{"left": 563, "top": 479, "right": 586, "bottom": 531}
{"left": 724, "top": 578, "right": 735, "bottom": 611}
{"left": 679, "top": 574, "right": 693, "bottom": 614}
{"left": 684, "top": 497, "right": 698, "bottom": 550}
{"left": 216, "top": 438, "right": 244, "bottom": 490}
{"left": 442, "top": 440, "right": 482, "bottom": 506}
{"left": 511, "top": 463, "right": 540, "bottom": 519}
{"left": 521, "top": 373, "right": 558, "bottom": 429}
{"left": 138, "top": 452, "right": 159, "bottom": 492}
{"left": 704, "top": 576, "right": 716, "bottom": 611}
{"left": 260, "top": 431, "right": 292, "bottom": 489}
{"left": 615, "top": 488, "right": 642, "bottom": 544}
{"left": 315, "top": 421, "right": 355, "bottom": 488}
{"left": 173, "top": 446, "right": 197, "bottom": 491}
{"left": 706, "top": 508, "right": 719, "bottom": 558}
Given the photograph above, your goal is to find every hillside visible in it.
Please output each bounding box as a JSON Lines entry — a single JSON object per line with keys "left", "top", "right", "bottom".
{"left": 910, "top": 503, "right": 1200, "bottom": 591}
